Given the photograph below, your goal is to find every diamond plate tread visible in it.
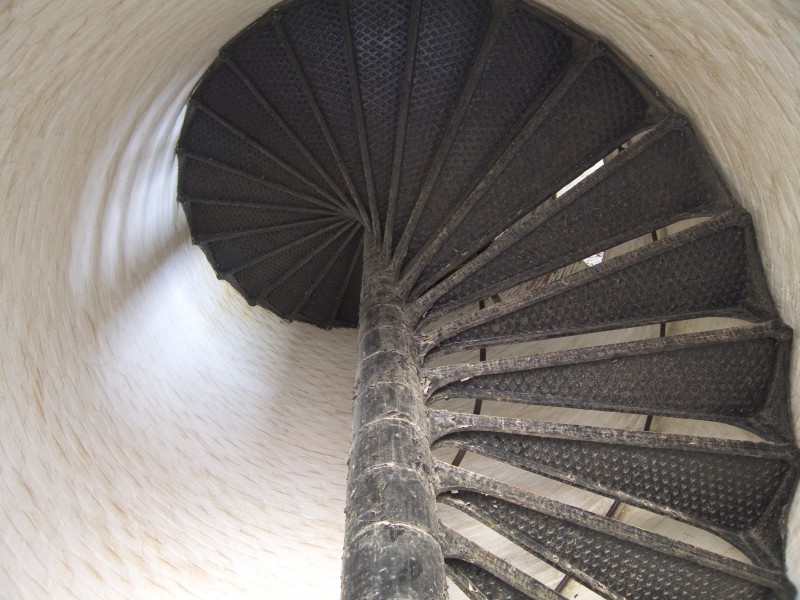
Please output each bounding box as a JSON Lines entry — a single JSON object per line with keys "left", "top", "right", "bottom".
{"left": 430, "top": 212, "right": 776, "bottom": 355}
{"left": 179, "top": 154, "right": 336, "bottom": 213}
{"left": 346, "top": 0, "right": 411, "bottom": 227}
{"left": 184, "top": 201, "right": 336, "bottom": 242}
{"left": 230, "top": 222, "right": 347, "bottom": 303}
{"left": 185, "top": 61, "right": 336, "bottom": 197}
{"left": 440, "top": 523, "right": 564, "bottom": 600}
{"left": 298, "top": 230, "right": 364, "bottom": 327}
{"left": 446, "top": 560, "right": 535, "bottom": 600}
{"left": 263, "top": 225, "right": 357, "bottom": 318}
{"left": 391, "top": 0, "right": 492, "bottom": 250}
{"left": 280, "top": 0, "right": 368, "bottom": 210}
{"left": 225, "top": 18, "right": 351, "bottom": 202}
{"left": 203, "top": 219, "right": 343, "bottom": 275}
{"left": 425, "top": 121, "right": 733, "bottom": 316}
{"left": 404, "top": 4, "right": 573, "bottom": 268}
{"left": 179, "top": 107, "right": 326, "bottom": 202}
{"left": 441, "top": 489, "right": 788, "bottom": 600}
{"left": 434, "top": 421, "right": 797, "bottom": 566}
{"left": 414, "top": 52, "right": 653, "bottom": 290}
{"left": 427, "top": 323, "right": 794, "bottom": 442}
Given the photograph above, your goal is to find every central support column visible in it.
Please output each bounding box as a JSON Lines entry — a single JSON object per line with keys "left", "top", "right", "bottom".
{"left": 341, "top": 237, "right": 446, "bottom": 600}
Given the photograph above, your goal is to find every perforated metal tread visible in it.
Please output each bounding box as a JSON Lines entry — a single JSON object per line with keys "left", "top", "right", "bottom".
{"left": 177, "top": 0, "right": 797, "bottom": 597}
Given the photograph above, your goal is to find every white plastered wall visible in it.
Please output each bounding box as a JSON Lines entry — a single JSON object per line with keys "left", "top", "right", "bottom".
{"left": 0, "top": 1, "right": 797, "bottom": 598}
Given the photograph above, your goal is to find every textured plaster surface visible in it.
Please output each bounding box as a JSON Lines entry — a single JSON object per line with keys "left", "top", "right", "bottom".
{"left": 1, "top": 2, "right": 356, "bottom": 599}
{"left": 0, "top": 1, "right": 798, "bottom": 598}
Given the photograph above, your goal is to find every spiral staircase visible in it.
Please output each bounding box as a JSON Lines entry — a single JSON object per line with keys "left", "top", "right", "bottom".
{"left": 176, "top": 0, "right": 798, "bottom": 597}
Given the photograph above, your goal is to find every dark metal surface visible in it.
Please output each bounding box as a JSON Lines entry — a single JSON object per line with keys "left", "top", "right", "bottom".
{"left": 343, "top": 238, "right": 446, "bottom": 599}
{"left": 403, "top": 50, "right": 658, "bottom": 294}
{"left": 176, "top": 0, "right": 798, "bottom": 597}
{"left": 440, "top": 524, "right": 563, "bottom": 600}
{"left": 422, "top": 211, "right": 776, "bottom": 356}
{"left": 400, "top": 3, "right": 575, "bottom": 285}
{"left": 426, "top": 322, "right": 794, "bottom": 442}
{"left": 430, "top": 410, "right": 798, "bottom": 567}
{"left": 413, "top": 118, "right": 734, "bottom": 319}
{"left": 438, "top": 464, "right": 793, "bottom": 599}
{"left": 279, "top": 0, "right": 370, "bottom": 220}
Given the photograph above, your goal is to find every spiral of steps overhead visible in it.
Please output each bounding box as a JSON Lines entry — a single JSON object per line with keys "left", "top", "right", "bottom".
{"left": 176, "top": 0, "right": 798, "bottom": 597}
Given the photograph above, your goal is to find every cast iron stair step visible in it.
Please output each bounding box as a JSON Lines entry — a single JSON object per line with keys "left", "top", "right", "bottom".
{"left": 228, "top": 221, "right": 350, "bottom": 303}
{"left": 401, "top": 46, "right": 663, "bottom": 294}
{"left": 178, "top": 153, "right": 344, "bottom": 216}
{"left": 180, "top": 102, "right": 352, "bottom": 214}
{"left": 445, "top": 560, "right": 534, "bottom": 600}
{"left": 297, "top": 234, "right": 364, "bottom": 327}
{"left": 425, "top": 322, "right": 793, "bottom": 443}
{"left": 335, "top": 251, "right": 363, "bottom": 327}
{"left": 183, "top": 59, "right": 346, "bottom": 201}
{"left": 379, "top": 0, "right": 493, "bottom": 252}
{"left": 222, "top": 15, "right": 357, "bottom": 208}
{"left": 190, "top": 215, "right": 342, "bottom": 245}
{"left": 429, "top": 410, "right": 799, "bottom": 568}
{"left": 413, "top": 117, "right": 734, "bottom": 320}
{"left": 394, "top": 0, "right": 577, "bottom": 277}
{"left": 421, "top": 210, "right": 776, "bottom": 356}
{"left": 280, "top": 0, "right": 375, "bottom": 220}
{"left": 440, "top": 525, "right": 563, "bottom": 599}
{"left": 437, "top": 464, "right": 794, "bottom": 600}
{"left": 262, "top": 223, "right": 361, "bottom": 321}
{"left": 340, "top": 0, "right": 414, "bottom": 230}
{"left": 204, "top": 219, "right": 345, "bottom": 278}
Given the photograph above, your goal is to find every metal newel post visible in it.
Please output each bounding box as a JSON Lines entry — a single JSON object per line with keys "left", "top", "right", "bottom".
{"left": 341, "top": 236, "right": 446, "bottom": 600}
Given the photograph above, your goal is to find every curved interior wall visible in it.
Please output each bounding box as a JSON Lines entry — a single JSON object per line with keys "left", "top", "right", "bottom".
{"left": 0, "top": 1, "right": 797, "bottom": 598}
